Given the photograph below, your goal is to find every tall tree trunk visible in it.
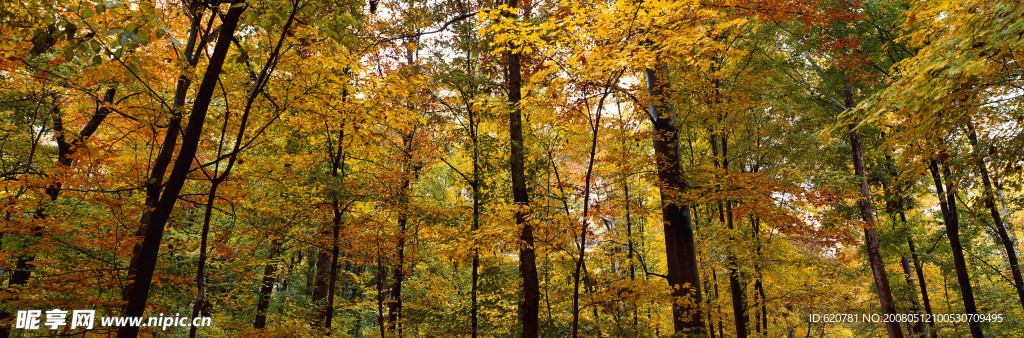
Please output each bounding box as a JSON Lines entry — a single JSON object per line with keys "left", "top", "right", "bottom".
{"left": 898, "top": 256, "right": 925, "bottom": 335}
{"left": 325, "top": 73, "right": 351, "bottom": 333}
{"left": 967, "top": 127, "right": 1024, "bottom": 309}
{"left": 878, "top": 151, "right": 925, "bottom": 336}
{"left": 470, "top": 98, "right": 482, "bottom": 338}
{"left": 843, "top": 79, "right": 903, "bottom": 338}
{"left": 189, "top": 180, "right": 220, "bottom": 338}
{"left": 711, "top": 132, "right": 748, "bottom": 338}
{"left": 712, "top": 264, "right": 724, "bottom": 338}
{"left": 387, "top": 131, "right": 416, "bottom": 335}
{"left": 904, "top": 221, "right": 937, "bottom": 338}
{"left": 881, "top": 138, "right": 937, "bottom": 337}
{"left": 752, "top": 217, "right": 768, "bottom": 335}
{"left": 376, "top": 256, "right": 387, "bottom": 337}
{"left": 117, "top": 4, "right": 246, "bottom": 337}
{"left": 254, "top": 238, "right": 284, "bottom": 328}
{"left": 504, "top": 1, "right": 539, "bottom": 336}
{"left": 571, "top": 87, "right": 612, "bottom": 337}
{"left": 928, "top": 159, "right": 982, "bottom": 337}
{"left": 644, "top": 63, "right": 705, "bottom": 334}
{"left": 122, "top": 5, "right": 214, "bottom": 307}
{"left": 387, "top": 216, "right": 406, "bottom": 335}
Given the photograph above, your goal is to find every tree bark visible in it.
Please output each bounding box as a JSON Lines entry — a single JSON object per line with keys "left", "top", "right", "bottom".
{"left": 571, "top": 87, "right": 611, "bottom": 337}
{"left": 504, "top": 1, "right": 539, "bottom": 336}
{"left": 928, "top": 159, "right": 982, "bottom": 337}
{"left": 967, "top": 127, "right": 1024, "bottom": 309}
{"left": 117, "top": 4, "right": 246, "bottom": 337}
{"left": 644, "top": 63, "right": 705, "bottom": 334}
{"left": 122, "top": 5, "right": 213, "bottom": 306}
{"left": 843, "top": 79, "right": 903, "bottom": 338}
{"left": 711, "top": 132, "right": 748, "bottom": 338}
{"left": 254, "top": 238, "right": 284, "bottom": 328}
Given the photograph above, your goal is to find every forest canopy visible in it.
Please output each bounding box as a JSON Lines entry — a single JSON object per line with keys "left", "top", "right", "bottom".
{"left": 1, "top": 0, "right": 1024, "bottom": 337}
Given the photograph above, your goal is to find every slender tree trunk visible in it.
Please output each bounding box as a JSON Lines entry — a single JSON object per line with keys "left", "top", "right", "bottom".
{"left": 967, "top": 127, "right": 1024, "bottom": 309}
{"left": 904, "top": 222, "right": 937, "bottom": 338}
{"left": 254, "top": 238, "right": 284, "bottom": 328}
{"left": 712, "top": 266, "right": 724, "bottom": 338}
{"left": 376, "top": 256, "right": 387, "bottom": 338}
{"left": 571, "top": 87, "right": 612, "bottom": 337}
{"left": 469, "top": 96, "right": 482, "bottom": 338}
{"left": 712, "top": 132, "right": 748, "bottom": 338}
{"left": 644, "top": 63, "right": 705, "bottom": 334}
{"left": 928, "top": 159, "right": 982, "bottom": 337}
{"left": 881, "top": 140, "right": 937, "bottom": 337}
{"left": 325, "top": 75, "right": 351, "bottom": 333}
{"left": 878, "top": 152, "right": 925, "bottom": 337}
{"left": 752, "top": 217, "right": 768, "bottom": 335}
{"left": 117, "top": 4, "right": 246, "bottom": 337}
{"left": 843, "top": 79, "right": 903, "bottom": 338}
{"left": 899, "top": 256, "right": 925, "bottom": 335}
{"left": 387, "top": 131, "right": 416, "bottom": 336}
{"left": 622, "top": 131, "right": 639, "bottom": 329}
{"left": 504, "top": 1, "right": 539, "bottom": 336}
{"left": 189, "top": 180, "right": 220, "bottom": 338}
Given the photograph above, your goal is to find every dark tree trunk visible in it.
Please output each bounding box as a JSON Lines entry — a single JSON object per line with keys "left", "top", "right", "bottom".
{"left": 712, "top": 267, "right": 724, "bottom": 338}
{"left": 898, "top": 256, "right": 925, "bottom": 335}
{"left": 189, "top": 181, "right": 220, "bottom": 338}
{"left": 504, "top": 1, "right": 539, "bottom": 336}
{"left": 928, "top": 159, "right": 982, "bottom": 337}
{"left": 843, "top": 79, "right": 903, "bottom": 338}
{"left": 376, "top": 256, "right": 387, "bottom": 337}
{"left": 881, "top": 139, "right": 937, "bottom": 337}
{"left": 967, "top": 127, "right": 1024, "bottom": 309}
{"left": 122, "top": 5, "right": 214, "bottom": 307}
{"left": 571, "top": 87, "right": 611, "bottom": 337}
{"left": 254, "top": 238, "right": 284, "bottom": 328}
{"left": 752, "top": 217, "right": 768, "bottom": 335}
{"left": 905, "top": 226, "right": 936, "bottom": 338}
{"left": 469, "top": 95, "right": 482, "bottom": 338}
{"left": 312, "top": 242, "right": 333, "bottom": 325}
{"left": 325, "top": 74, "right": 351, "bottom": 333}
{"left": 117, "top": 4, "right": 246, "bottom": 337}
{"left": 711, "top": 132, "right": 748, "bottom": 338}
{"left": 387, "top": 217, "right": 406, "bottom": 335}
{"left": 643, "top": 63, "right": 705, "bottom": 334}
{"left": 386, "top": 131, "right": 416, "bottom": 336}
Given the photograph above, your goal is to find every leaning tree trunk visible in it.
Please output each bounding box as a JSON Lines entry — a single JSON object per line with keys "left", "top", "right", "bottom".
{"left": 967, "top": 126, "right": 1024, "bottom": 309}
{"left": 928, "top": 159, "right": 982, "bottom": 337}
{"left": 842, "top": 79, "right": 903, "bottom": 338}
{"left": 122, "top": 4, "right": 213, "bottom": 306}
{"left": 117, "top": 4, "right": 246, "bottom": 337}
{"left": 903, "top": 217, "right": 937, "bottom": 338}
